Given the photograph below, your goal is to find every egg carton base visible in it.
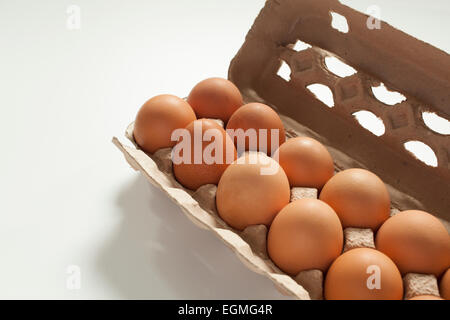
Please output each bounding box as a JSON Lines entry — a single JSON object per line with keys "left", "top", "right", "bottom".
{"left": 113, "top": 112, "right": 448, "bottom": 300}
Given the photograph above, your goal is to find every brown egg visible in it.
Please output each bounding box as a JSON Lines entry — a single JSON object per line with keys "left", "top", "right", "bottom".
{"left": 324, "top": 248, "right": 403, "bottom": 300}
{"left": 216, "top": 152, "right": 290, "bottom": 230}
{"left": 187, "top": 78, "right": 243, "bottom": 122}
{"left": 319, "top": 168, "right": 390, "bottom": 230}
{"left": 440, "top": 268, "right": 450, "bottom": 300}
{"left": 409, "top": 295, "right": 444, "bottom": 300}
{"left": 134, "top": 94, "right": 196, "bottom": 154}
{"left": 273, "top": 137, "right": 334, "bottom": 189}
{"left": 226, "top": 103, "right": 286, "bottom": 155}
{"left": 267, "top": 199, "right": 343, "bottom": 275}
{"left": 375, "top": 210, "right": 450, "bottom": 276}
{"left": 172, "top": 119, "right": 237, "bottom": 190}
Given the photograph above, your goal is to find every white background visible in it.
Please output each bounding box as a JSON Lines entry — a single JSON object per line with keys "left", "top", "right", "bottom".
{"left": 0, "top": 0, "right": 449, "bottom": 299}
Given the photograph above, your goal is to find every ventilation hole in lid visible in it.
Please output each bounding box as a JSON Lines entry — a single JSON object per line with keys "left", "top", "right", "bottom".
{"left": 277, "top": 60, "right": 291, "bottom": 82}
{"left": 325, "top": 56, "right": 357, "bottom": 78}
{"left": 352, "top": 110, "right": 386, "bottom": 136}
{"left": 330, "top": 12, "right": 349, "bottom": 33}
{"left": 422, "top": 112, "right": 450, "bottom": 135}
{"left": 371, "top": 83, "right": 406, "bottom": 106}
{"left": 307, "top": 84, "right": 334, "bottom": 107}
{"left": 292, "top": 39, "right": 312, "bottom": 52}
{"left": 404, "top": 141, "right": 438, "bottom": 167}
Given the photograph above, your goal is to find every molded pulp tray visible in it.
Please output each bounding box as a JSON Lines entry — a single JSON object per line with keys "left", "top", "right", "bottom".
{"left": 113, "top": 0, "right": 450, "bottom": 299}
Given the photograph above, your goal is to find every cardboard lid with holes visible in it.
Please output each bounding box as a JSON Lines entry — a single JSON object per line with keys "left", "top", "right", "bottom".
{"left": 229, "top": 0, "right": 450, "bottom": 221}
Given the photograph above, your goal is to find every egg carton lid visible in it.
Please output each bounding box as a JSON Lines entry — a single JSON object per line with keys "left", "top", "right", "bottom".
{"left": 229, "top": 0, "right": 450, "bottom": 222}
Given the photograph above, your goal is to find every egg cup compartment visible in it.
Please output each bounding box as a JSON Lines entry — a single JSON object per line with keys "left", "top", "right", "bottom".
{"left": 113, "top": 0, "right": 449, "bottom": 300}
{"left": 343, "top": 228, "right": 375, "bottom": 252}
{"left": 403, "top": 273, "right": 440, "bottom": 300}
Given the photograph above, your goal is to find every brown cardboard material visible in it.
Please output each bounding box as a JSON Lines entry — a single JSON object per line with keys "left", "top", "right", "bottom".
{"left": 343, "top": 228, "right": 375, "bottom": 252}
{"left": 290, "top": 187, "right": 317, "bottom": 202}
{"left": 113, "top": 0, "right": 449, "bottom": 299}
{"left": 294, "top": 269, "right": 323, "bottom": 300}
{"left": 403, "top": 273, "right": 440, "bottom": 300}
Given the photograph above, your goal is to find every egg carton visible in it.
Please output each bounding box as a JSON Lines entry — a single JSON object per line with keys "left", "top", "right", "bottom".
{"left": 113, "top": 0, "right": 450, "bottom": 299}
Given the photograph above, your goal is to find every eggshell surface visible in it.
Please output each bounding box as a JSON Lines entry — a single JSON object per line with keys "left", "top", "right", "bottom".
{"left": 375, "top": 210, "right": 450, "bottom": 276}
{"left": 173, "top": 119, "right": 237, "bottom": 190}
{"left": 439, "top": 268, "right": 450, "bottom": 300}
{"left": 324, "top": 248, "right": 403, "bottom": 300}
{"left": 274, "top": 137, "right": 334, "bottom": 188}
{"left": 226, "top": 103, "right": 286, "bottom": 155}
{"left": 267, "top": 199, "right": 343, "bottom": 275}
{"left": 216, "top": 153, "right": 290, "bottom": 231}
{"left": 187, "top": 78, "right": 243, "bottom": 122}
{"left": 134, "top": 94, "right": 196, "bottom": 154}
{"left": 319, "top": 168, "right": 390, "bottom": 230}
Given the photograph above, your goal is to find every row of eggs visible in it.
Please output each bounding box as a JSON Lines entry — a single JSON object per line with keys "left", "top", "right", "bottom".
{"left": 133, "top": 77, "right": 450, "bottom": 300}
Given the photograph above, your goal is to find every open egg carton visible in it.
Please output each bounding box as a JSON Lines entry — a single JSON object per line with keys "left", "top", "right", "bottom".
{"left": 113, "top": 0, "right": 449, "bottom": 299}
